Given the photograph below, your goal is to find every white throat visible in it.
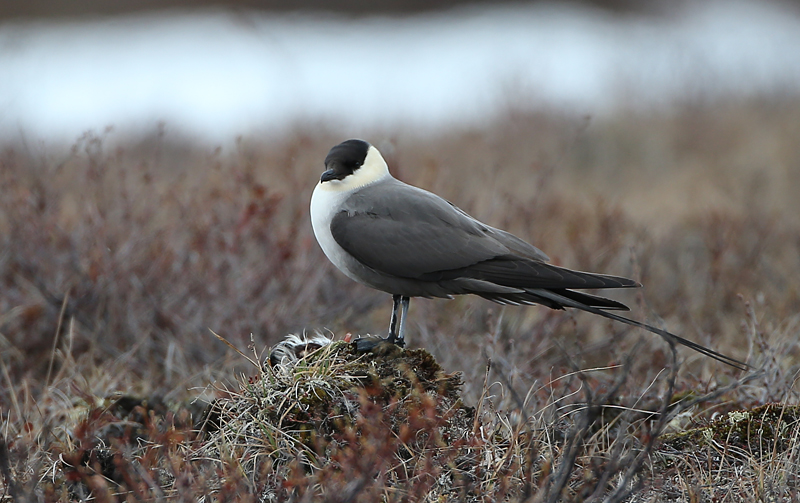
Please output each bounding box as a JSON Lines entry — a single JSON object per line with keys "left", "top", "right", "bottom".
{"left": 315, "top": 145, "right": 392, "bottom": 195}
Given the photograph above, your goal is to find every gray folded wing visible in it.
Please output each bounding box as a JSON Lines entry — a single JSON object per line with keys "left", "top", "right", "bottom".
{"left": 330, "top": 179, "right": 638, "bottom": 292}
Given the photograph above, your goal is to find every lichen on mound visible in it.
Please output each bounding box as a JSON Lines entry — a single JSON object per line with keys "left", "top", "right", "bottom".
{"left": 660, "top": 403, "right": 800, "bottom": 457}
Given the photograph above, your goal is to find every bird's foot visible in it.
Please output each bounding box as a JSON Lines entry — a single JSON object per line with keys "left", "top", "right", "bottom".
{"left": 386, "top": 333, "right": 406, "bottom": 348}
{"left": 352, "top": 334, "right": 405, "bottom": 356}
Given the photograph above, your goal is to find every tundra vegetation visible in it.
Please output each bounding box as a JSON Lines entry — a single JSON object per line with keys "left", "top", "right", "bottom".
{"left": 1, "top": 97, "right": 799, "bottom": 501}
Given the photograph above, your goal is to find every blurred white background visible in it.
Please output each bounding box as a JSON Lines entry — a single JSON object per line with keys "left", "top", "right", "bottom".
{"left": 1, "top": 0, "right": 799, "bottom": 144}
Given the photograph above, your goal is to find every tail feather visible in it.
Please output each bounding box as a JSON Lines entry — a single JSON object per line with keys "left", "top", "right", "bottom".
{"left": 531, "top": 289, "right": 749, "bottom": 371}
{"left": 477, "top": 288, "right": 630, "bottom": 311}
{"left": 547, "top": 288, "right": 630, "bottom": 311}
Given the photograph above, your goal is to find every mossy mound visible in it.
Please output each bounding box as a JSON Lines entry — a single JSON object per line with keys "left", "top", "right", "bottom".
{"left": 660, "top": 403, "right": 800, "bottom": 457}
{"left": 46, "top": 337, "right": 530, "bottom": 502}
{"left": 196, "top": 338, "right": 482, "bottom": 501}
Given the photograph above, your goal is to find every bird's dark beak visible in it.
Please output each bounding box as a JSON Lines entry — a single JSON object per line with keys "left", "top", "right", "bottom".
{"left": 320, "top": 169, "right": 337, "bottom": 182}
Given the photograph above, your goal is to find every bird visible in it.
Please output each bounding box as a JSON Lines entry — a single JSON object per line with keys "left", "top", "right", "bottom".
{"left": 310, "top": 139, "right": 747, "bottom": 370}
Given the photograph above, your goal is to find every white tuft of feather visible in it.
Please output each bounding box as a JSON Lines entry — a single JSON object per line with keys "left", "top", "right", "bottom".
{"left": 267, "top": 332, "right": 334, "bottom": 368}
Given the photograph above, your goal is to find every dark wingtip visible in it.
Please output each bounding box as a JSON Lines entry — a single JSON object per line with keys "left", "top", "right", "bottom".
{"left": 613, "top": 276, "right": 641, "bottom": 288}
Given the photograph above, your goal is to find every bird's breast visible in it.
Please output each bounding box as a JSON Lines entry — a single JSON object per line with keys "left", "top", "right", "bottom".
{"left": 310, "top": 182, "right": 363, "bottom": 282}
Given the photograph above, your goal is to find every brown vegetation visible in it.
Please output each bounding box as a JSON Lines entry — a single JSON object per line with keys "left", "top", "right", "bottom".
{"left": 1, "top": 96, "right": 799, "bottom": 500}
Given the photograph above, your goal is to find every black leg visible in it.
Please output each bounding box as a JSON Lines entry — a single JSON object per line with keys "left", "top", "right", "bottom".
{"left": 387, "top": 294, "right": 402, "bottom": 342}
{"left": 395, "top": 296, "right": 410, "bottom": 347}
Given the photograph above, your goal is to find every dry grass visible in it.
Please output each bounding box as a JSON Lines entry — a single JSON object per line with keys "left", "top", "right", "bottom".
{"left": 1, "top": 96, "right": 800, "bottom": 501}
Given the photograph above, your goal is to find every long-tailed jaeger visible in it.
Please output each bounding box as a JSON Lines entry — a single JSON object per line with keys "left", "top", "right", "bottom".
{"left": 310, "top": 139, "right": 746, "bottom": 370}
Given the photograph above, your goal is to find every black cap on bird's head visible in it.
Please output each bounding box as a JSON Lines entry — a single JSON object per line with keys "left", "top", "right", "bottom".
{"left": 320, "top": 139, "right": 371, "bottom": 182}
